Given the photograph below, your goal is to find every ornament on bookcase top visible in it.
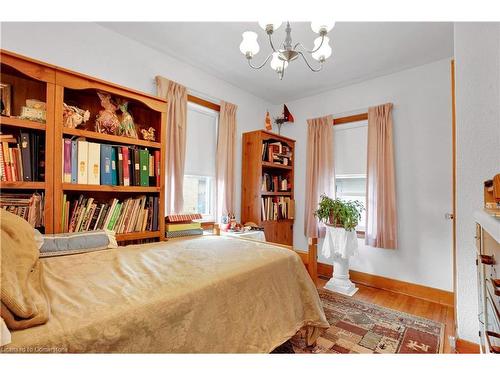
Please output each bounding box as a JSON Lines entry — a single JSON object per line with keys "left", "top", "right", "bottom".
{"left": 63, "top": 103, "right": 90, "bottom": 129}
{"left": 117, "top": 101, "right": 138, "bottom": 139}
{"left": 95, "top": 91, "right": 120, "bottom": 135}
{"left": 140, "top": 127, "right": 156, "bottom": 141}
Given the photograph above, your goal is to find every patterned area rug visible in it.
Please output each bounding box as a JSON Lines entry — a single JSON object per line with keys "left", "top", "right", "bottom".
{"left": 273, "top": 288, "right": 445, "bottom": 354}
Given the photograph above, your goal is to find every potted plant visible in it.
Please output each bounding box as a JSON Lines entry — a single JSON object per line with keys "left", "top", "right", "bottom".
{"left": 314, "top": 194, "right": 364, "bottom": 231}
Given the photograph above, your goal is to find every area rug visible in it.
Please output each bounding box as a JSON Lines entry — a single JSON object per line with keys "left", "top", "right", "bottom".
{"left": 272, "top": 288, "right": 445, "bottom": 354}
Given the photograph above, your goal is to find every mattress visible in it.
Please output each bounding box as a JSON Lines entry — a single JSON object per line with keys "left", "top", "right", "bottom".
{"left": 2, "top": 236, "right": 328, "bottom": 353}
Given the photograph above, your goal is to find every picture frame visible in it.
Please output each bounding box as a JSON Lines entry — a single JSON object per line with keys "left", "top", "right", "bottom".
{"left": 0, "top": 83, "right": 12, "bottom": 117}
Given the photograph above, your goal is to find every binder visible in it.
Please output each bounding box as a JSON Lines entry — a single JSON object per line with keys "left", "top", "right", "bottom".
{"left": 133, "top": 149, "right": 140, "bottom": 186}
{"left": 139, "top": 149, "right": 149, "bottom": 187}
{"left": 77, "top": 140, "right": 88, "bottom": 184}
{"left": 87, "top": 142, "right": 100, "bottom": 185}
{"left": 117, "top": 147, "right": 124, "bottom": 186}
{"left": 100, "top": 144, "right": 113, "bottom": 185}
{"left": 110, "top": 146, "right": 118, "bottom": 186}
{"left": 121, "top": 146, "right": 130, "bottom": 186}
{"left": 71, "top": 141, "right": 78, "bottom": 183}
{"left": 19, "top": 131, "right": 32, "bottom": 181}
{"left": 63, "top": 139, "right": 72, "bottom": 183}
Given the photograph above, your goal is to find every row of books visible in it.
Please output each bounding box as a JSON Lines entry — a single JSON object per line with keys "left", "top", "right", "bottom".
{"left": 63, "top": 138, "right": 160, "bottom": 187}
{"left": 0, "top": 131, "right": 45, "bottom": 182}
{"left": 0, "top": 193, "right": 44, "bottom": 228}
{"left": 261, "top": 196, "right": 295, "bottom": 221}
{"left": 61, "top": 194, "right": 159, "bottom": 234}
{"left": 261, "top": 173, "right": 291, "bottom": 193}
{"left": 261, "top": 140, "right": 293, "bottom": 165}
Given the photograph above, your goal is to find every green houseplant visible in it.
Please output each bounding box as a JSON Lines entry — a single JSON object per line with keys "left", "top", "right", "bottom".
{"left": 314, "top": 194, "right": 364, "bottom": 231}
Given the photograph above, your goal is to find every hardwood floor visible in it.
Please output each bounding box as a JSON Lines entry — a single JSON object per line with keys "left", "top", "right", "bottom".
{"left": 315, "top": 276, "right": 456, "bottom": 353}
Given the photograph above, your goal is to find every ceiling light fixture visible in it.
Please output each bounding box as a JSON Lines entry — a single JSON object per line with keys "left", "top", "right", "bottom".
{"left": 240, "top": 21, "right": 335, "bottom": 80}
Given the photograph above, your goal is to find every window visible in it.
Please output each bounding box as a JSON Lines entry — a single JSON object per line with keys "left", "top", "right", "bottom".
{"left": 182, "top": 102, "right": 218, "bottom": 219}
{"left": 334, "top": 120, "right": 368, "bottom": 232}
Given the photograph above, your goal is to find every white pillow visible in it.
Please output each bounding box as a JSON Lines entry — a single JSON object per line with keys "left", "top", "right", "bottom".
{"left": 0, "top": 317, "right": 11, "bottom": 347}
{"left": 34, "top": 229, "right": 44, "bottom": 250}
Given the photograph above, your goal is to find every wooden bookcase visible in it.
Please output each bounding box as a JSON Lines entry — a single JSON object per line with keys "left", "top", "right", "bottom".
{"left": 241, "top": 130, "right": 295, "bottom": 246}
{"left": 0, "top": 52, "right": 55, "bottom": 233}
{"left": 1, "top": 50, "right": 167, "bottom": 243}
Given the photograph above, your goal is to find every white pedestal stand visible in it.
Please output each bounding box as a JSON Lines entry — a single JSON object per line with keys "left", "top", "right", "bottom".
{"left": 321, "top": 225, "right": 358, "bottom": 296}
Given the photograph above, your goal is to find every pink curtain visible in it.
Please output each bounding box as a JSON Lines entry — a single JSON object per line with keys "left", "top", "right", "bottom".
{"left": 366, "top": 103, "right": 398, "bottom": 249}
{"left": 156, "top": 76, "right": 188, "bottom": 215}
{"left": 304, "top": 115, "right": 335, "bottom": 238}
{"left": 216, "top": 101, "right": 238, "bottom": 220}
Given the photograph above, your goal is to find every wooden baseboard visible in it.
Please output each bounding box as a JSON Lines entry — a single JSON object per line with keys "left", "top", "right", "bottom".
{"left": 294, "top": 250, "right": 454, "bottom": 307}
{"left": 456, "top": 339, "right": 480, "bottom": 354}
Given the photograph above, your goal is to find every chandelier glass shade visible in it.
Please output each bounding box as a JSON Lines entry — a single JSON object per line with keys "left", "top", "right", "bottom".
{"left": 240, "top": 21, "right": 335, "bottom": 80}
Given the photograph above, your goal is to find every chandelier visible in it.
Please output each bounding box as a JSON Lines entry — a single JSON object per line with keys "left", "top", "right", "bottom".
{"left": 239, "top": 21, "right": 335, "bottom": 80}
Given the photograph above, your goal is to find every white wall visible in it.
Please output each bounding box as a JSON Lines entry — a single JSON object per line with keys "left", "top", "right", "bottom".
{"left": 454, "top": 23, "right": 500, "bottom": 343}
{"left": 0, "top": 22, "right": 271, "bottom": 221}
{"left": 277, "top": 59, "right": 454, "bottom": 291}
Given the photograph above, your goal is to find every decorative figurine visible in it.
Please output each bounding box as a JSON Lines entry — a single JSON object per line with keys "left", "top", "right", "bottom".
{"left": 117, "top": 101, "right": 138, "bottom": 139}
{"left": 63, "top": 103, "right": 90, "bottom": 129}
{"left": 140, "top": 127, "right": 156, "bottom": 141}
{"left": 95, "top": 91, "right": 120, "bottom": 135}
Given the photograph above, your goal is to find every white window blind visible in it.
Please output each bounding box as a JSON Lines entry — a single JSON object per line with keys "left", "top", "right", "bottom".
{"left": 334, "top": 120, "right": 368, "bottom": 176}
{"left": 184, "top": 103, "right": 218, "bottom": 177}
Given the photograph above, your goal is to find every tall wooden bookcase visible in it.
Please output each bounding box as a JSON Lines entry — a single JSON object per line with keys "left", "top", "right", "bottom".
{"left": 241, "top": 130, "right": 295, "bottom": 246}
{"left": 0, "top": 50, "right": 167, "bottom": 243}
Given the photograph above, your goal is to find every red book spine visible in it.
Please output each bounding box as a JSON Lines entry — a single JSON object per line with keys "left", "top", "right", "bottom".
{"left": 1, "top": 143, "right": 12, "bottom": 181}
{"left": 122, "top": 146, "right": 130, "bottom": 186}
{"left": 154, "top": 150, "right": 160, "bottom": 187}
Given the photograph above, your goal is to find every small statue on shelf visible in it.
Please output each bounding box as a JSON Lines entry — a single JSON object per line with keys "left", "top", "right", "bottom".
{"left": 140, "top": 127, "right": 156, "bottom": 141}
{"left": 95, "top": 91, "right": 120, "bottom": 135}
{"left": 117, "top": 101, "right": 138, "bottom": 139}
{"left": 63, "top": 103, "right": 90, "bottom": 129}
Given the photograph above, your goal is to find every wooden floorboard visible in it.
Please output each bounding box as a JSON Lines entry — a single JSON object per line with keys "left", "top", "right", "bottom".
{"left": 315, "top": 277, "right": 455, "bottom": 353}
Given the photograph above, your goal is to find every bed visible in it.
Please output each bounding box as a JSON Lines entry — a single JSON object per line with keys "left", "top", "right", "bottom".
{"left": 1, "top": 231, "right": 329, "bottom": 353}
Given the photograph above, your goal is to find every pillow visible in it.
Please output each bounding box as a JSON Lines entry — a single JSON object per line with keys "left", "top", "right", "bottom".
{"left": 0, "top": 210, "right": 40, "bottom": 319}
{"left": 39, "top": 230, "right": 118, "bottom": 258}
{"left": 34, "top": 229, "right": 44, "bottom": 250}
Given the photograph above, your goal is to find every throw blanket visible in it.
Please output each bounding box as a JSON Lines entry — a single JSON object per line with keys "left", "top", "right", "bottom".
{"left": 0, "top": 210, "right": 50, "bottom": 330}
{"left": 3, "top": 236, "right": 329, "bottom": 353}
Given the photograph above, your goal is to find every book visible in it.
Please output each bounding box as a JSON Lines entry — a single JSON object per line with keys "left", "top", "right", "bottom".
{"left": 117, "top": 147, "right": 123, "bottom": 186}
{"left": 154, "top": 150, "right": 160, "bottom": 187}
{"left": 100, "top": 144, "right": 113, "bottom": 185}
{"left": 1, "top": 142, "right": 12, "bottom": 181}
{"left": 133, "top": 149, "right": 140, "bottom": 186}
{"left": 19, "top": 131, "right": 32, "bottom": 181}
{"left": 107, "top": 202, "right": 122, "bottom": 231}
{"left": 71, "top": 141, "right": 78, "bottom": 184}
{"left": 0, "top": 142, "right": 5, "bottom": 181}
{"left": 63, "top": 139, "right": 72, "bottom": 183}
{"left": 165, "top": 222, "right": 202, "bottom": 232}
{"left": 139, "top": 149, "right": 149, "bottom": 187}
{"left": 0, "top": 192, "right": 44, "bottom": 228}
{"left": 87, "top": 142, "right": 100, "bottom": 185}
{"left": 110, "top": 146, "right": 118, "bottom": 186}
{"left": 121, "top": 147, "right": 130, "bottom": 186}
{"left": 77, "top": 140, "right": 88, "bottom": 184}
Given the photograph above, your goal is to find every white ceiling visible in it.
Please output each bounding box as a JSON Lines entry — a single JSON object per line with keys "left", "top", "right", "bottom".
{"left": 99, "top": 22, "right": 454, "bottom": 104}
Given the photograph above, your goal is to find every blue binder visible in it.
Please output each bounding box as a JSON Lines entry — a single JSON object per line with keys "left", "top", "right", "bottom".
{"left": 110, "top": 146, "right": 118, "bottom": 186}
{"left": 100, "top": 144, "right": 113, "bottom": 185}
{"left": 71, "top": 141, "right": 78, "bottom": 184}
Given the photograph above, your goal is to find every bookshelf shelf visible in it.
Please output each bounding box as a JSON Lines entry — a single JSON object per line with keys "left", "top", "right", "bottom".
{"left": 62, "top": 183, "right": 160, "bottom": 193}
{"left": 0, "top": 116, "right": 46, "bottom": 131}
{"left": 261, "top": 161, "right": 292, "bottom": 170}
{"left": 261, "top": 191, "right": 292, "bottom": 196}
{"left": 62, "top": 128, "right": 162, "bottom": 149}
{"left": 242, "top": 130, "right": 295, "bottom": 246}
{"left": 116, "top": 231, "right": 161, "bottom": 242}
{"left": 0, "top": 181, "right": 46, "bottom": 190}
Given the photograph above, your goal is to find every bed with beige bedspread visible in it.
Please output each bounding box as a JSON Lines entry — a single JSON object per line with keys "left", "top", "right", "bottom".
{"left": 1, "top": 214, "right": 328, "bottom": 353}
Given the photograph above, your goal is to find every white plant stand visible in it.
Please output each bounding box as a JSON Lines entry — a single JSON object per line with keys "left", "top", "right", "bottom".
{"left": 321, "top": 225, "right": 359, "bottom": 296}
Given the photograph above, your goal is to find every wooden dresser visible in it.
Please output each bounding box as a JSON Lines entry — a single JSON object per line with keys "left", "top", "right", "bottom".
{"left": 475, "top": 210, "right": 500, "bottom": 353}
